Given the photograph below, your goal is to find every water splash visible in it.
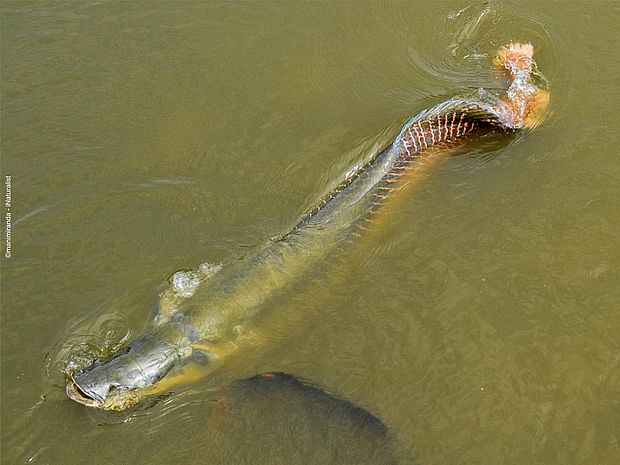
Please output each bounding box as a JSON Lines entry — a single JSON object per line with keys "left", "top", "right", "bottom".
{"left": 43, "top": 311, "right": 133, "bottom": 384}
{"left": 155, "top": 261, "right": 223, "bottom": 324}
{"left": 447, "top": 2, "right": 497, "bottom": 59}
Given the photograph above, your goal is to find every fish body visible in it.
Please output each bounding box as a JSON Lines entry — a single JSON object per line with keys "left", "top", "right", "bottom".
{"left": 67, "top": 43, "right": 548, "bottom": 410}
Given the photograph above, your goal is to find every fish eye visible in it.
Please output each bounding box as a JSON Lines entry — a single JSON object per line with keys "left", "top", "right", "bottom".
{"left": 107, "top": 383, "right": 121, "bottom": 394}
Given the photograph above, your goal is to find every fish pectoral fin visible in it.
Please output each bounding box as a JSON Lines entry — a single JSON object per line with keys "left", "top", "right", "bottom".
{"left": 142, "top": 362, "right": 211, "bottom": 396}
{"left": 191, "top": 340, "right": 239, "bottom": 361}
{"left": 191, "top": 326, "right": 260, "bottom": 360}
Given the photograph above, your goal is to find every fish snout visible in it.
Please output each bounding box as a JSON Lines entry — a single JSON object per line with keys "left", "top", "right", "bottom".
{"left": 66, "top": 373, "right": 109, "bottom": 408}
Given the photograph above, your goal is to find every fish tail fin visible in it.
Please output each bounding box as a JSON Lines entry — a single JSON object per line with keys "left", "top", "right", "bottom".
{"left": 493, "top": 43, "right": 549, "bottom": 129}
{"left": 494, "top": 42, "right": 534, "bottom": 77}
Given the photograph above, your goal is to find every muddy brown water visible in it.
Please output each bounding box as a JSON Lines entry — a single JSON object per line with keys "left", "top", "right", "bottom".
{"left": 2, "top": 1, "right": 619, "bottom": 464}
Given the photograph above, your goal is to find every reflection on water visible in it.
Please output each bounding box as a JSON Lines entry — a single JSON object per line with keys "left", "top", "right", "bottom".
{"left": 2, "top": 1, "right": 619, "bottom": 464}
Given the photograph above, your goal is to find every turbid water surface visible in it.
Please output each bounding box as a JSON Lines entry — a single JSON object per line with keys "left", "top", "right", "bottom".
{"left": 2, "top": 2, "right": 619, "bottom": 464}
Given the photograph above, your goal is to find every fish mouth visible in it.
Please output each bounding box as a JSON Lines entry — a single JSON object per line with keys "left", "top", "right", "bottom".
{"left": 66, "top": 375, "right": 104, "bottom": 408}
{"left": 66, "top": 371, "right": 144, "bottom": 411}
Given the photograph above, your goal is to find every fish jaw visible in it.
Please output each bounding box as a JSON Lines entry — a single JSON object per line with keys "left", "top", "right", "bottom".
{"left": 66, "top": 375, "right": 106, "bottom": 408}
{"left": 67, "top": 362, "right": 144, "bottom": 411}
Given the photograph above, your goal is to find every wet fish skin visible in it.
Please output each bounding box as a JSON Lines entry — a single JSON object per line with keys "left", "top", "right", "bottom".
{"left": 67, "top": 321, "right": 193, "bottom": 409}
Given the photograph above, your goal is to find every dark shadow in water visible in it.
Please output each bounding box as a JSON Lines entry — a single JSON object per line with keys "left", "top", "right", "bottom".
{"left": 199, "top": 372, "right": 401, "bottom": 465}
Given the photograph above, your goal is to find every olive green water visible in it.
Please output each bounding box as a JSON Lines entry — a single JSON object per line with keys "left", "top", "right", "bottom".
{"left": 1, "top": 1, "right": 619, "bottom": 464}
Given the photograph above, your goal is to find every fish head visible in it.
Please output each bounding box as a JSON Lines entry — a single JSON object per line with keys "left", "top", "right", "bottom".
{"left": 67, "top": 353, "right": 148, "bottom": 410}
{"left": 67, "top": 331, "right": 189, "bottom": 410}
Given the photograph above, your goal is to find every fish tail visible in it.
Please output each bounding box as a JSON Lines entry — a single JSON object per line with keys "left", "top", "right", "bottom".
{"left": 494, "top": 42, "right": 535, "bottom": 77}
{"left": 493, "top": 43, "right": 549, "bottom": 129}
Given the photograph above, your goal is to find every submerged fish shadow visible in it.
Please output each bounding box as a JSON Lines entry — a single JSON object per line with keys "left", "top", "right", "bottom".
{"left": 200, "top": 371, "right": 403, "bottom": 465}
